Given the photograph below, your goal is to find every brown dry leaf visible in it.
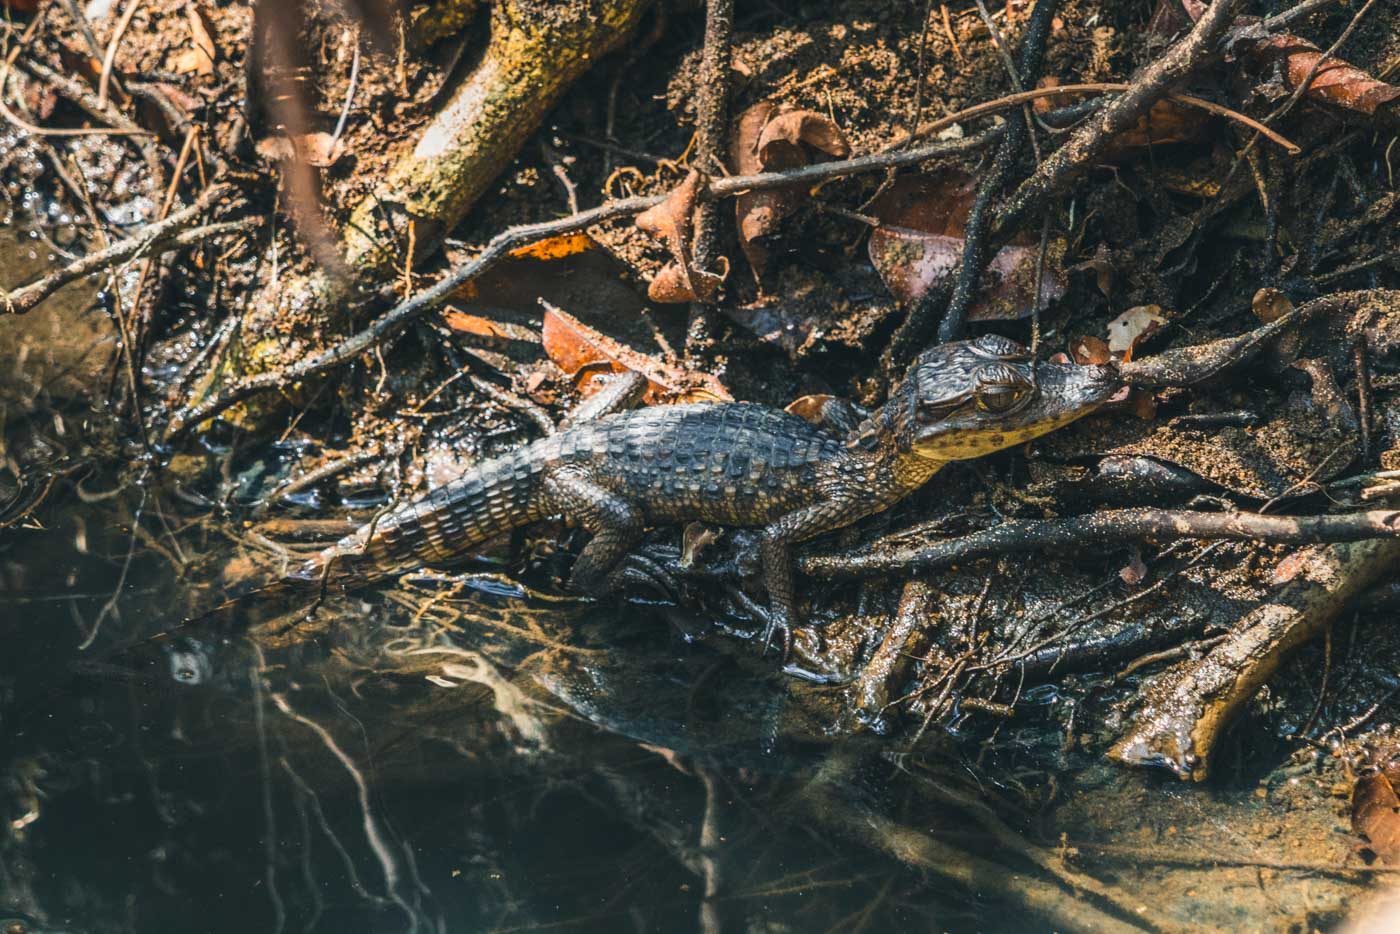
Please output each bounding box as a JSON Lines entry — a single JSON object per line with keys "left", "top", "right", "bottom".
{"left": 636, "top": 170, "right": 721, "bottom": 304}
{"left": 1033, "top": 77, "right": 1206, "bottom": 151}
{"left": 731, "top": 103, "right": 799, "bottom": 273}
{"left": 1269, "top": 547, "right": 1322, "bottom": 585}
{"left": 1070, "top": 335, "right": 1113, "bottom": 366}
{"left": 755, "top": 109, "right": 851, "bottom": 163}
{"left": 1241, "top": 35, "right": 1400, "bottom": 121}
{"left": 297, "top": 132, "right": 345, "bottom": 168}
{"left": 1354, "top": 769, "right": 1400, "bottom": 865}
{"left": 1107, "top": 305, "right": 1168, "bottom": 355}
{"left": 1107, "top": 99, "right": 1209, "bottom": 154}
{"left": 1252, "top": 287, "right": 1294, "bottom": 323}
{"left": 730, "top": 104, "right": 851, "bottom": 275}
{"left": 784, "top": 394, "right": 837, "bottom": 425}
{"left": 541, "top": 304, "right": 731, "bottom": 404}
{"left": 255, "top": 132, "right": 344, "bottom": 168}
{"left": 647, "top": 261, "right": 723, "bottom": 304}
{"left": 182, "top": 4, "right": 218, "bottom": 76}
{"left": 1068, "top": 244, "right": 1115, "bottom": 298}
{"left": 868, "top": 173, "right": 1066, "bottom": 320}
{"left": 1119, "top": 549, "right": 1148, "bottom": 585}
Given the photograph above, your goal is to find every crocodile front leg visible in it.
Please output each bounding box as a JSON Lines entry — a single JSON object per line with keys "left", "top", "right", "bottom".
{"left": 758, "top": 496, "right": 866, "bottom": 658}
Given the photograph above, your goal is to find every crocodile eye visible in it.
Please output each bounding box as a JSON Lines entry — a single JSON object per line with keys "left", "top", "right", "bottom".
{"left": 974, "top": 384, "right": 1029, "bottom": 413}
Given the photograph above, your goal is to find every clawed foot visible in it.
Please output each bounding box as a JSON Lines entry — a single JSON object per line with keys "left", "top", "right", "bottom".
{"left": 606, "top": 550, "right": 681, "bottom": 601}
{"left": 757, "top": 609, "right": 793, "bottom": 663}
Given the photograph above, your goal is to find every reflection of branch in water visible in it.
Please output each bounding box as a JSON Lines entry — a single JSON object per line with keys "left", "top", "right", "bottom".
{"left": 280, "top": 757, "right": 382, "bottom": 905}
{"left": 250, "top": 648, "right": 287, "bottom": 934}
{"left": 267, "top": 688, "right": 420, "bottom": 928}
{"left": 284, "top": 759, "right": 325, "bottom": 933}
{"left": 79, "top": 480, "right": 148, "bottom": 651}
{"left": 396, "top": 643, "right": 550, "bottom": 750}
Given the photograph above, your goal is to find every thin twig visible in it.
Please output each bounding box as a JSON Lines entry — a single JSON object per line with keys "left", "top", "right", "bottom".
{"left": 2, "top": 186, "right": 241, "bottom": 314}
{"left": 97, "top": 0, "right": 143, "bottom": 109}
{"left": 685, "top": 0, "right": 735, "bottom": 361}
{"left": 938, "top": 0, "right": 1058, "bottom": 344}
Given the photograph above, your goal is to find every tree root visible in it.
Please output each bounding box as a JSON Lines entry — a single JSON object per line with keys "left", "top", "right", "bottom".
{"left": 1109, "top": 538, "right": 1400, "bottom": 780}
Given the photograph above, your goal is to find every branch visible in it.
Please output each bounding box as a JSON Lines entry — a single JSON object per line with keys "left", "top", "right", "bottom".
{"left": 798, "top": 508, "right": 1400, "bottom": 579}
{"left": 2, "top": 185, "right": 240, "bottom": 315}
{"left": 685, "top": 0, "right": 735, "bottom": 358}
{"left": 1109, "top": 538, "right": 1400, "bottom": 780}
{"left": 991, "top": 0, "right": 1245, "bottom": 238}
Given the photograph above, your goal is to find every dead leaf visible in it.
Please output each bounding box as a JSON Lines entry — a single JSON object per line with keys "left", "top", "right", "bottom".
{"left": 508, "top": 232, "right": 596, "bottom": 261}
{"left": 731, "top": 103, "right": 797, "bottom": 273}
{"left": 1251, "top": 287, "right": 1294, "bottom": 323}
{"left": 296, "top": 132, "right": 345, "bottom": 168}
{"left": 255, "top": 132, "right": 344, "bottom": 167}
{"left": 1119, "top": 549, "right": 1148, "bottom": 585}
{"left": 1107, "top": 99, "right": 1209, "bottom": 154}
{"left": 1269, "top": 547, "right": 1321, "bottom": 585}
{"left": 1070, "top": 335, "right": 1113, "bottom": 366}
{"left": 784, "top": 394, "right": 837, "bottom": 425}
{"left": 868, "top": 174, "right": 1066, "bottom": 320}
{"left": 647, "top": 260, "right": 724, "bottom": 304}
{"left": 730, "top": 104, "right": 851, "bottom": 275}
{"left": 441, "top": 311, "right": 538, "bottom": 343}
{"left": 1068, "top": 244, "right": 1115, "bottom": 298}
{"left": 1354, "top": 769, "right": 1400, "bottom": 864}
{"left": 180, "top": 5, "right": 218, "bottom": 77}
{"left": 541, "top": 304, "right": 731, "bottom": 404}
{"left": 636, "top": 170, "right": 722, "bottom": 304}
{"left": 1107, "top": 305, "right": 1168, "bottom": 355}
{"left": 1036, "top": 74, "right": 1205, "bottom": 152}
{"left": 1239, "top": 34, "right": 1400, "bottom": 121}
{"left": 755, "top": 109, "right": 851, "bottom": 163}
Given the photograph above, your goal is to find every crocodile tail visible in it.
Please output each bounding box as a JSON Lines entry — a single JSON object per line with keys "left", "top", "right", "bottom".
{"left": 285, "top": 442, "right": 554, "bottom": 589}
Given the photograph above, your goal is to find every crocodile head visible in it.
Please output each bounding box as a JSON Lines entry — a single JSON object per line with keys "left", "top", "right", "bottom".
{"left": 878, "top": 334, "right": 1120, "bottom": 467}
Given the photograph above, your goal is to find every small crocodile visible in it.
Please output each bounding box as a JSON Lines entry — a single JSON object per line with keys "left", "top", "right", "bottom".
{"left": 285, "top": 335, "right": 1119, "bottom": 649}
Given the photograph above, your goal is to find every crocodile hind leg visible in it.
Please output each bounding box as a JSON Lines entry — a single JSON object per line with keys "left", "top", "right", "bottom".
{"left": 539, "top": 466, "right": 644, "bottom": 595}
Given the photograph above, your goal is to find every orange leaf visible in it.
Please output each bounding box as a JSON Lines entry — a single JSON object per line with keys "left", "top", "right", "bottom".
{"left": 508, "top": 231, "right": 597, "bottom": 261}
{"left": 1070, "top": 335, "right": 1112, "bottom": 366}
{"left": 541, "top": 305, "right": 731, "bottom": 404}
{"left": 1243, "top": 35, "right": 1400, "bottom": 119}
{"left": 441, "top": 311, "right": 537, "bottom": 342}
